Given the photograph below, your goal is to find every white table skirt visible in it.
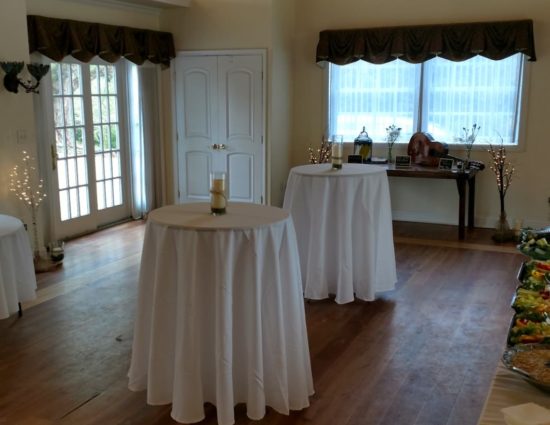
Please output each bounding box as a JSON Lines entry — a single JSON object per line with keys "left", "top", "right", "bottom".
{"left": 128, "top": 203, "right": 314, "bottom": 425}
{"left": 0, "top": 214, "right": 36, "bottom": 319}
{"left": 283, "top": 163, "right": 397, "bottom": 304}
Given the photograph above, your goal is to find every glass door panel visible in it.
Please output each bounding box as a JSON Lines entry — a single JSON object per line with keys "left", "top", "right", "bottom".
{"left": 51, "top": 63, "right": 90, "bottom": 222}
{"left": 90, "top": 64, "right": 123, "bottom": 211}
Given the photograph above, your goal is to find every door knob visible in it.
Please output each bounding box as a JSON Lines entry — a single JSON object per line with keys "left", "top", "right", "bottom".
{"left": 212, "top": 144, "right": 227, "bottom": 150}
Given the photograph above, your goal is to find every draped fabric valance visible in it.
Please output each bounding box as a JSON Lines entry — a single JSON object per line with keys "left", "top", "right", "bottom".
{"left": 27, "top": 15, "right": 176, "bottom": 68}
{"left": 316, "top": 19, "right": 536, "bottom": 65}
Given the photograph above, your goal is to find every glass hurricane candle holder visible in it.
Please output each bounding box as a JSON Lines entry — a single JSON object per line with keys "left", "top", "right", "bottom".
{"left": 331, "top": 135, "right": 343, "bottom": 170}
{"left": 210, "top": 171, "right": 227, "bottom": 215}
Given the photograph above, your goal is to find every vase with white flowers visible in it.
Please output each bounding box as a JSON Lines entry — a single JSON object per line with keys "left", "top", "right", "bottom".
{"left": 456, "top": 124, "right": 480, "bottom": 168}
{"left": 385, "top": 124, "right": 401, "bottom": 164}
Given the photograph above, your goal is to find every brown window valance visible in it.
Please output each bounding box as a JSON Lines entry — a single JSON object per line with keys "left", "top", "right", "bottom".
{"left": 316, "top": 19, "right": 536, "bottom": 65}
{"left": 27, "top": 15, "right": 176, "bottom": 69}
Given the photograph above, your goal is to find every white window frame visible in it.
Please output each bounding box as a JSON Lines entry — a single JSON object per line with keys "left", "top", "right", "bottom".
{"left": 324, "top": 55, "right": 531, "bottom": 152}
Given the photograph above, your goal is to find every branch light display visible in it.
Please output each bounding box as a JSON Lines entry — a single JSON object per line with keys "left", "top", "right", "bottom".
{"left": 9, "top": 150, "right": 51, "bottom": 270}
{"left": 308, "top": 136, "right": 333, "bottom": 164}
{"left": 488, "top": 141, "right": 516, "bottom": 243}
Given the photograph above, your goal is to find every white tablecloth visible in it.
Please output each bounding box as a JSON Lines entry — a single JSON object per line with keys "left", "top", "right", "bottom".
{"left": 128, "top": 202, "right": 314, "bottom": 425}
{"left": 478, "top": 363, "right": 550, "bottom": 424}
{"left": 283, "top": 163, "right": 397, "bottom": 304}
{"left": 0, "top": 214, "right": 37, "bottom": 319}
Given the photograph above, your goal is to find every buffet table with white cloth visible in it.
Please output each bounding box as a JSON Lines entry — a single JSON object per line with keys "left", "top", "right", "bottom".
{"left": 0, "top": 214, "right": 37, "bottom": 319}
{"left": 477, "top": 363, "right": 550, "bottom": 424}
{"left": 128, "top": 202, "right": 314, "bottom": 425}
{"left": 283, "top": 163, "right": 397, "bottom": 304}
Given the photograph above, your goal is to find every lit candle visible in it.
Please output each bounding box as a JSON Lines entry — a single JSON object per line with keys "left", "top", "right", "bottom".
{"left": 210, "top": 172, "right": 227, "bottom": 214}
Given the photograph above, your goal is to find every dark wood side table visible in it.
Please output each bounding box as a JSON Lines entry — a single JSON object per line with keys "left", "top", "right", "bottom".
{"left": 383, "top": 164, "right": 478, "bottom": 240}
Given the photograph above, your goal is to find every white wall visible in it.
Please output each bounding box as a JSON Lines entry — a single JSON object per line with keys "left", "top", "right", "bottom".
{"left": 0, "top": 0, "right": 38, "bottom": 224}
{"left": 293, "top": 0, "right": 550, "bottom": 228}
{"left": 268, "top": 0, "right": 295, "bottom": 206}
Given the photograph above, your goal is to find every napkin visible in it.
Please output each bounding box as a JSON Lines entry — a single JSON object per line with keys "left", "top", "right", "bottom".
{"left": 502, "top": 402, "right": 550, "bottom": 425}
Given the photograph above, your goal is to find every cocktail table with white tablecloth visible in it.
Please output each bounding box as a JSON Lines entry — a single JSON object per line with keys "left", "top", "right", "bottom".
{"left": 283, "top": 163, "right": 397, "bottom": 304}
{"left": 0, "top": 214, "right": 37, "bottom": 319}
{"left": 128, "top": 202, "right": 313, "bottom": 425}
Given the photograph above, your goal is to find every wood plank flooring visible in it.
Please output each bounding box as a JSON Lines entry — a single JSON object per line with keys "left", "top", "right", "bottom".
{"left": 0, "top": 220, "right": 524, "bottom": 425}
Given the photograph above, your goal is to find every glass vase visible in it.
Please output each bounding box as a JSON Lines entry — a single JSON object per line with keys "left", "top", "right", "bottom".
{"left": 492, "top": 211, "right": 516, "bottom": 243}
{"left": 387, "top": 145, "right": 393, "bottom": 164}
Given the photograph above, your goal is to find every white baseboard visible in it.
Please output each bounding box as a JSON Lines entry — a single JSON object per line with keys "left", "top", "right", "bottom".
{"left": 392, "top": 210, "right": 549, "bottom": 230}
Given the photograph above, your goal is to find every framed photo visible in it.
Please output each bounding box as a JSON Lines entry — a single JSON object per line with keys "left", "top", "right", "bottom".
{"left": 438, "top": 158, "right": 454, "bottom": 170}
{"left": 395, "top": 155, "right": 411, "bottom": 168}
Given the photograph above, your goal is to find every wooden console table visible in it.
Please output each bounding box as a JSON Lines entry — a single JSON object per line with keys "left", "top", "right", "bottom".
{"left": 384, "top": 164, "right": 478, "bottom": 240}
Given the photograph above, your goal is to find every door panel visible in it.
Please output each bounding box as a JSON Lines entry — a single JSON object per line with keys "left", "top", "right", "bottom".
{"left": 227, "top": 153, "right": 253, "bottom": 202}
{"left": 183, "top": 70, "right": 213, "bottom": 139}
{"left": 185, "top": 151, "right": 211, "bottom": 200}
{"left": 176, "top": 52, "right": 264, "bottom": 205}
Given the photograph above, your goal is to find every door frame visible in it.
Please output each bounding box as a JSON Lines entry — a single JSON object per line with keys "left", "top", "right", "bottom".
{"left": 171, "top": 49, "right": 267, "bottom": 205}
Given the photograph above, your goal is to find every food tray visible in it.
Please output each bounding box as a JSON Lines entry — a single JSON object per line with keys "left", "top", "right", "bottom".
{"left": 502, "top": 344, "right": 550, "bottom": 392}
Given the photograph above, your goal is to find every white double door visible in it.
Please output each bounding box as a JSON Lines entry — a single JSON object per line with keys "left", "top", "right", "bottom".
{"left": 175, "top": 51, "right": 265, "bottom": 204}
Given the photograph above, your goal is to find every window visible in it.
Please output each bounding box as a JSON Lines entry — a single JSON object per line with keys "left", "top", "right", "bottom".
{"left": 328, "top": 54, "right": 526, "bottom": 145}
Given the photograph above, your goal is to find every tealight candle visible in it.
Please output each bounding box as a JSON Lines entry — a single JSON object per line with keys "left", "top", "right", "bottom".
{"left": 210, "top": 171, "right": 227, "bottom": 215}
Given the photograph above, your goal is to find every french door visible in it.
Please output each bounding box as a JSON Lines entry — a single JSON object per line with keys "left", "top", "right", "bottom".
{"left": 43, "top": 59, "right": 131, "bottom": 239}
{"left": 175, "top": 51, "right": 265, "bottom": 204}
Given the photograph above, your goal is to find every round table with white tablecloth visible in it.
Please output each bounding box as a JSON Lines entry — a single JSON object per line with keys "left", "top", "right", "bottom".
{"left": 283, "top": 163, "right": 397, "bottom": 304}
{"left": 128, "top": 202, "right": 313, "bottom": 425}
{"left": 0, "top": 214, "right": 37, "bottom": 319}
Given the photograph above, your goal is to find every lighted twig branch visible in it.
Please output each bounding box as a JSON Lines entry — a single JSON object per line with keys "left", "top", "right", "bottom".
{"left": 9, "top": 151, "right": 47, "bottom": 259}
{"left": 308, "top": 137, "right": 332, "bottom": 164}
{"left": 488, "top": 141, "right": 515, "bottom": 217}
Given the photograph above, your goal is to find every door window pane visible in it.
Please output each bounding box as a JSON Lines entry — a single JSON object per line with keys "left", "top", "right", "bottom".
{"left": 97, "top": 181, "right": 105, "bottom": 210}
{"left": 57, "top": 160, "right": 68, "bottom": 189}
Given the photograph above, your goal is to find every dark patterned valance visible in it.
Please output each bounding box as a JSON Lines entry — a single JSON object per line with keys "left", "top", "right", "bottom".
{"left": 316, "top": 19, "right": 536, "bottom": 65}
{"left": 27, "top": 15, "right": 176, "bottom": 68}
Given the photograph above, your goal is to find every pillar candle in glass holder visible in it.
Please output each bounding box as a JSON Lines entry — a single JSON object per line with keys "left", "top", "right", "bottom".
{"left": 331, "top": 135, "right": 343, "bottom": 169}
{"left": 210, "top": 171, "right": 227, "bottom": 214}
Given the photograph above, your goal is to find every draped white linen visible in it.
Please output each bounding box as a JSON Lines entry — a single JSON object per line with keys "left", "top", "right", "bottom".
{"left": 128, "top": 203, "right": 313, "bottom": 425}
{"left": 0, "top": 214, "right": 37, "bottom": 319}
{"left": 283, "top": 163, "right": 397, "bottom": 304}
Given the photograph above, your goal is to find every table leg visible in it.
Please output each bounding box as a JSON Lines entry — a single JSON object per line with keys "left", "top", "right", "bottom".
{"left": 468, "top": 176, "right": 476, "bottom": 229}
{"left": 18, "top": 302, "right": 22, "bottom": 317}
{"left": 456, "top": 178, "right": 466, "bottom": 240}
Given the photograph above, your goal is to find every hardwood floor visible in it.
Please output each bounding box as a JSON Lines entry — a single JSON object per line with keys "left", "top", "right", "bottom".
{"left": 0, "top": 220, "right": 523, "bottom": 425}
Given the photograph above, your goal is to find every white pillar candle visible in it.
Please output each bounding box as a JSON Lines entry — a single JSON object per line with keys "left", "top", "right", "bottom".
{"left": 210, "top": 172, "right": 227, "bottom": 214}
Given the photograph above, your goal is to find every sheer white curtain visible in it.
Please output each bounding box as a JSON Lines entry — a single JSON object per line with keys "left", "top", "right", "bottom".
{"left": 328, "top": 54, "right": 524, "bottom": 144}
{"left": 128, "top": 63, "right": 164, "bottom": 219}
